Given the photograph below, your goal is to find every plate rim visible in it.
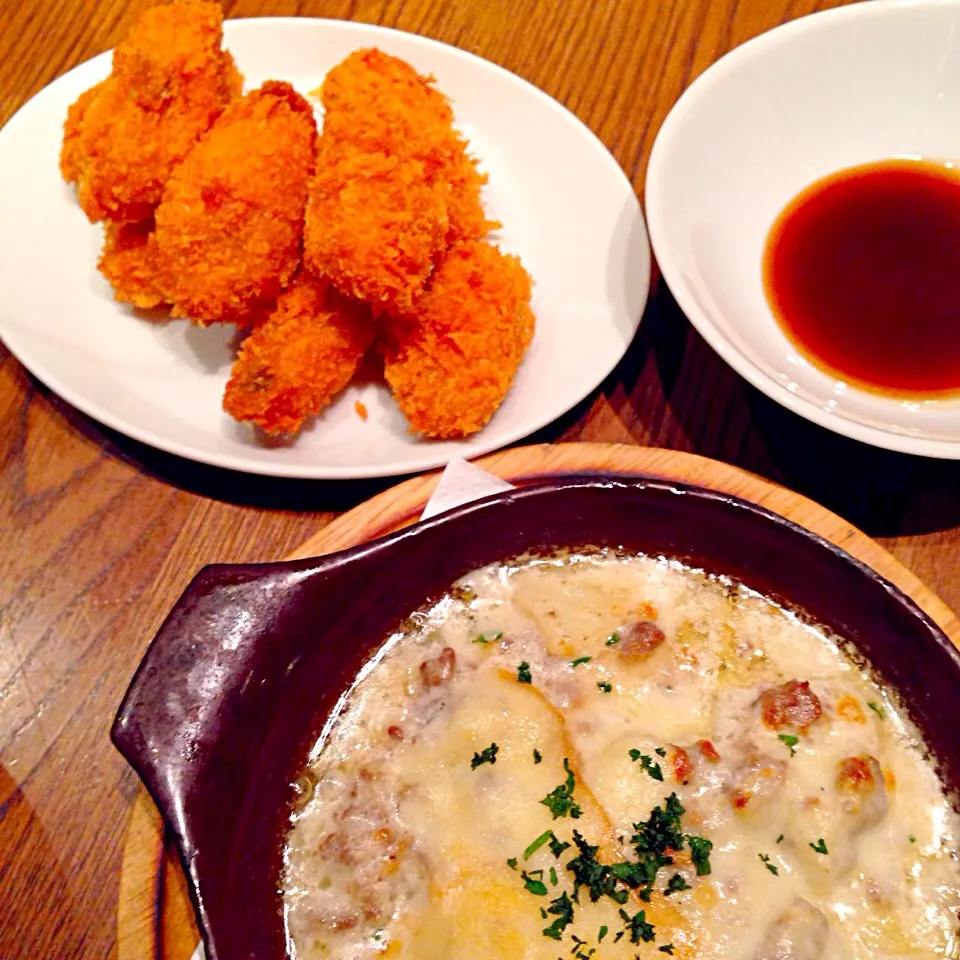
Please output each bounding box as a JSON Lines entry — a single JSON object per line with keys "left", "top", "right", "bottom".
{"left": 0, "top": 16, "right": 649, "bottom": 480}
{"left": 644, "top": 0, "right": 960, "bottom": 460}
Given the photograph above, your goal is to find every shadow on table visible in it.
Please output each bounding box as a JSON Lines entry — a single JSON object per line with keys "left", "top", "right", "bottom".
{"left": 37, "top": 374, "right": 596, "bottom": 516}
{"left": 642, "top": 286, "right": 960, "bottom": 539}
{"left": 34, "top": 385, "right": 399, "bottom": 513}
{"left": 30, "top": 290, "right": 960, "bottom": 538}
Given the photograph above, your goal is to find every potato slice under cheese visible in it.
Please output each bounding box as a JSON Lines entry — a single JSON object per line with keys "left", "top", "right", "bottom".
{"left": 392, "top": 673, "right": 694, "bottom": 959}
{"left": 511, "top": 562, "right": 652, "bottom": 658}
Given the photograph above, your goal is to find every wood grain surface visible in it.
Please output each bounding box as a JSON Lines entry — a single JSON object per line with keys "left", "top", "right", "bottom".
{"left": 3, "top": 1, "right": 960, "bottom": 958}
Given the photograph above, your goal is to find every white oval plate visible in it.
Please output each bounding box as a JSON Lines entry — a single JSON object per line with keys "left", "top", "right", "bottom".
{"left": 646, "top": 0, "right": 960, "bottom": 459}
{"left": 0, "top": 18, "right": 648, "bottom": 479}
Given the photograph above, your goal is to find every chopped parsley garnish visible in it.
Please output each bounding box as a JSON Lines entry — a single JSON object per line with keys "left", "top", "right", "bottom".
{"left": 524, "top": 830, "right": 554, "bottom": 860}
{"left": 759, "top": 853, "right": 779, "bottom": 876}
{"left": 809, "top": 838, "right": 829, "bottom": 855}
{"left": 611, "top": 858, "right": 658, "bottom": 896}
{"left": 909, "top": 835, "right": 917, "bottom": 843}
{"left": 473, "top": 631, "right": 503, "bottom": 644}
{"left": 654, "top": 747, "right": 666, "bottom": 757}
{"left": 517, "top": 660, "right": 532, "bottom": 683}
{"left": 659, "top": 945, "right": 675, "bottom": 955}
{"left": 687, "top": 835, "right": 713, "bottom": 875}
{"left": 517, "top": 789, "right": 715, "bottom": 942}
{"left": 619, "top": 907, "right": 656, "bottom": 944}
{"left": 542, "top": 891, "right": 574, "bottom": 940}
{"left": 867, "top": 700, "right": 885, "bottom": 719}
{"left": 568, "top": 830, "right": 628, "bottom": 904}
{"left": 471, "top": 742, "right": 498, "bottom": 769}
{"left": 665, "top": 873, "right": 691, "bottom": 895}
{"left": 606, "top": 632, "right": 621, "bottom": 646}
{"left": 506, "top": 857, "right": 518, "bottom": 870}
{"left": 629, "top": 749, "right": 664, "bottom": 782}
{"left": 778, "top": 733, "right": 799, "bottom": 756}
{"left": 541, "top": 758, "right": 582, "bottom": 819}
{"left": 533, "top": 748, "right": 543, "bottom": 764}
{"left": 776, "top": 834, "right": 784, "bottom": 844}
{"left": 619, "top": 792, "right": 688, "bottom": 900}
{"left": 570, "top": 934, "right": 594, "bottom": 960}
{"left": 571, "top": 656, "right": 592, "bottom": 667}
{"left": 597, "top": 681, "right": 613, "bottom": 693}
{"left": 521, "top": 869, "right": 549, "bottom": 896}
{"left": 631, "top": 792, "right": 685, "bottom": 858}
{"left": 548, "top": 834, "right": 571, "bottom": 857}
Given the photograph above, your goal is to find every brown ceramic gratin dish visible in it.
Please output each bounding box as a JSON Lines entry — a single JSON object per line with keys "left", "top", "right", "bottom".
{"left": 111, "top": 477, "right": 960, "bottom": 960}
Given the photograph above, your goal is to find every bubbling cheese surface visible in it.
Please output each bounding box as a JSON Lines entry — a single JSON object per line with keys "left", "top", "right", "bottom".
{"left": 283, "top": 552, "right": 960, "bottom": 960}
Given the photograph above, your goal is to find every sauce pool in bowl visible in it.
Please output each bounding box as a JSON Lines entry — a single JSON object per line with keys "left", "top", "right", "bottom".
{"left": 763, "top": 159, "right": 960, "bottom": 398}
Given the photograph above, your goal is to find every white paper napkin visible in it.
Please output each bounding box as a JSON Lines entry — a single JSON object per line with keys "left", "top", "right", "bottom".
{"left": 420, "top": 456, "right": 515, "bottom": 519}
{"left": 188, "top": 458, "right": 514, "bottom": 960}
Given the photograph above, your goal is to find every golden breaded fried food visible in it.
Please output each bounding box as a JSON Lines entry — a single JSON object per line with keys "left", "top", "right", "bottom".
{"left": 60, "top": 0, "right": 241, "bottom": 223}
{"left": 382, "top": 241, "right": 535, "bottom": 439}
{"left": 319, "top": 47, "right": 453, "bottom": 147}
{"left": 304, "top": 48, "right": 492, "bottom": 314}
{"left": 223, "top": 277, "right": 374, "bottom": 435}
{"left": 305, "top": 144, "right": 451, "bottom": 316}
{"left": 60, "top": 82, "right": 106, "bottom": 185}
{"left": 319, "top": 48, "right": 490, "bottom": 244}
{"left": 98, "top": 220, "right": 165, "bottom": 309}
{"left": 152, "top": 81, "right": 318, "bottom": 324}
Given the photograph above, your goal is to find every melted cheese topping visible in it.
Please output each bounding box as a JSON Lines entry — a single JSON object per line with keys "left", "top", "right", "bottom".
{"left": 283, "top": 553, "right": 960, "bottom": 960}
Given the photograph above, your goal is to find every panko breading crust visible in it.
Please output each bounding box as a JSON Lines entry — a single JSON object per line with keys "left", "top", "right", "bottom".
{"left": 304, "top": 49, "right": 492, "bottom": 315}
{"left": 223, "top": 276, "right": 375, "bottom": 434}
{"left": 61, "top": 12, "right": 536, "bottom": 442}
{"left": 382, "top": 241, "right": 535, "bottom": 439}
{"left": 151, "top": 80, "right": 318, "bottom": 324}
{"left": 60, "top": 0, "right": 241, "bottom": 223}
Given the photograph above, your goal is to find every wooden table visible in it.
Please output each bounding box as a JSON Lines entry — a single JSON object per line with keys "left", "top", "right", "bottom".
{"left": 3, "top": 0, "right": 960, "bottom": 956}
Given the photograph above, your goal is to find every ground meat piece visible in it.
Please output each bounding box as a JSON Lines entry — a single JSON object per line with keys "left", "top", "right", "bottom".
{"left": 755, "top": 899, "right": 829, "bottom": 960}
{"left": 670, "top": 746, "right": 695, "bottom": 783}
{"left": 420, "top": 647, "right": 456, "bottom": 687}
{"left": 698, "top": 739, "right": 721, "bottom": 763}
{"left": 618, "top": 620, "right": 666, "bottom": 659}
{"left": 759, "top": 680, "right": 823, "bottom": 731}
{"left": 728, "top": 753, "right": 787, "bottom": 812}
{"left": 837, "top": 755, "right": 888, "bottom": 826}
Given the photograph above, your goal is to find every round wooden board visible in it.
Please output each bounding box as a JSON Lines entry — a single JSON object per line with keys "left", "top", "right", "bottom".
{"left": 117, "top": 442, "right": 960, "bottom": 960}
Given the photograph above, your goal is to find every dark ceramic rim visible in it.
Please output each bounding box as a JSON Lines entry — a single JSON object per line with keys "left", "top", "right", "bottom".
{"left": 111, "top": 474, "right": 960, "bottom": 960}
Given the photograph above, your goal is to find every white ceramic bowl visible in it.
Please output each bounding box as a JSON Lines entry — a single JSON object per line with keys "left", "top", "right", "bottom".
{"left": 646, "top": 0, "right": 960, "bottom": 458}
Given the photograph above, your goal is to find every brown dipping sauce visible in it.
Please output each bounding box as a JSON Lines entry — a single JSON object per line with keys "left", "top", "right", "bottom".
{"left": 763, "top": 159, "right": 960, "bottom": 397}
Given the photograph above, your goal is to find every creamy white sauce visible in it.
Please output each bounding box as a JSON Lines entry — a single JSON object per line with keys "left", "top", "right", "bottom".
{"left": 283, "top": 552, "right": 960, "bottom": 960}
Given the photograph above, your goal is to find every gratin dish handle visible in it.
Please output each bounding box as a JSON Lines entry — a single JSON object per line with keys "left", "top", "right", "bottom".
{"left": 110, "top": 556, "right": 339, "bottom": 860}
